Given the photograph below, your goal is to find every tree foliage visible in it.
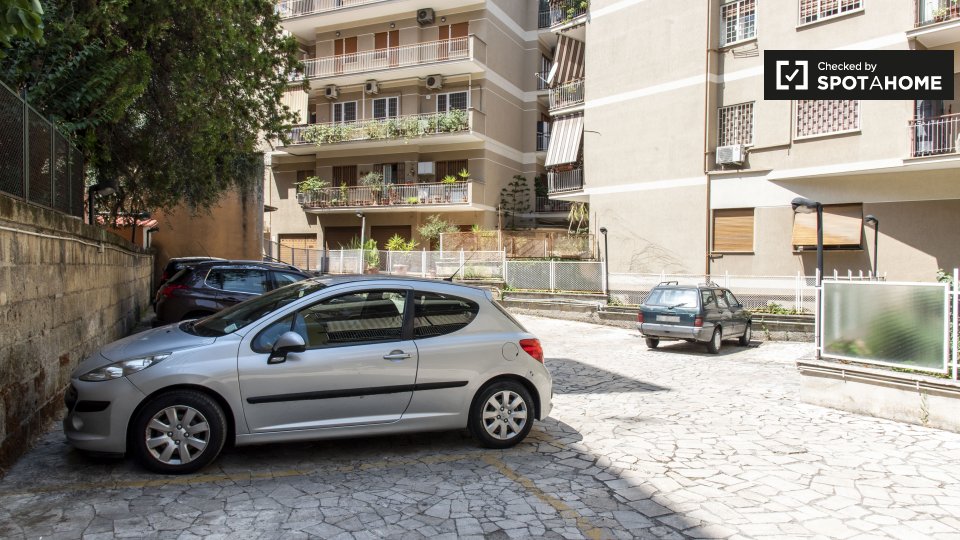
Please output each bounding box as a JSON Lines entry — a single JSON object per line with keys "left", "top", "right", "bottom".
{"left": 0, "top": 0, "right": 44, "bottom": 53}
{"left": 0, "top": 0, "right": 303, "bottom": 220}
{"left": 417, "top": 214, "right": 457, "bottom": 250}
{"left": 500, "top": 175, "right": 530, "bottom": 230}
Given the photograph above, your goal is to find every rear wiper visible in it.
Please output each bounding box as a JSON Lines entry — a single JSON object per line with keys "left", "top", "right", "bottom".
{"left": 667, "top": 302, "right": 687, "bottom": 309}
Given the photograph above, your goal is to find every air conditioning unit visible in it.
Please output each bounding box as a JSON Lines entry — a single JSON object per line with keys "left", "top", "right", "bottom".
{"left": 425, "top": 75, "right": 443, "bottom": 89}
{"left": 324, "top": 85, "right": 339, "bottom": 99}
{"left": 716, "top": 144, "right": 745, "bottom": 166}
{"left": 417, "top": 161, "right": 435, "bottom": 175}
{"left": 296, "top": 192, "right": 307, "bottom": 205}
{"left": 364, "top": 80, "right": 379, "bottom": 95}
{"left": 417, "top": 8, "right": 435, "bottom": 26}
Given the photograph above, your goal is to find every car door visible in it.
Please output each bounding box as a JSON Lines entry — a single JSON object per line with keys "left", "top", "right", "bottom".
{"left": 723, "top": 290, "right": 749, "bottom": 334}
{"left": 713, "top": 289, "right": 738, "bottom": 335}
{"left": 206, "top": 267, "right": 269, "bottom": 307}
{"left": 237, "top": 287, "right": 418, "bottom": 433}
{"left": 700, "top": 289, "right": 723, "bottom": 332}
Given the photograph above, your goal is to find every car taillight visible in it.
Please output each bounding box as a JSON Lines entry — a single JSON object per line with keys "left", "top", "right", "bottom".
{"left": 694, "top": 316, "right": 703, "bottom": 327}
{"left": 637, "top": 312, "right": 644, "bottom": 323}
{"left": 160, "top": 284, "right": 187, "bottom": 298}
{"left": 519, "top": 339, "right": 544, "bottom": 363}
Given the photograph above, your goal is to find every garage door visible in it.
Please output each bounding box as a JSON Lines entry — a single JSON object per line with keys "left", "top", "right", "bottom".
{"left": 278, "top": 234, "right": 319, "bottom": 271}
{"left": 371, "top": 226, "right": 412, "bottom": 249}
{"left": 323, "top": 227, "right": 362, "bottom": 250}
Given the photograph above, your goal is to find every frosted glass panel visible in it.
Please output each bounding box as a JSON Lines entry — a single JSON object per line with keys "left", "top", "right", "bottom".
{"left": 822, "top": 282, "right": 947, "bottom": 372}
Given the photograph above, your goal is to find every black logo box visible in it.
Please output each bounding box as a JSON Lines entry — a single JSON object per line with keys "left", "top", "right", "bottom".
{"left": 764, "top": 50, "right": 954, "bottom": 100}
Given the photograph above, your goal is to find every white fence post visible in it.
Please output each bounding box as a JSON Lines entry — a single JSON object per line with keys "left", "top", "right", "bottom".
{"left": 387, "top": 250, "right": 393, "bottom": 274}
{"left": 339, "top": 250, "right": 344, "bottom": 274}
{"left": 549, "top": 259, "right": 556, "bottom": 292}
{"left": 421, "top": 248, "right": 427, "bottom": 278}
{"left": 601, "top": 259, "right": 608, "bottom": 296}
{"left": 501, "top": 250, "right": 507, "bottom": 282}
{"left": 954, "top": 268, "right": 959, "bottom": 380}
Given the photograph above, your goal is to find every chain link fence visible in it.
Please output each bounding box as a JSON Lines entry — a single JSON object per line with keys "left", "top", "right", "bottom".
{"left": 0, "top": 81, "right": 85, "bottom": 217}
{"left": 505, "top": 260, "right": 605, "bottom": 292}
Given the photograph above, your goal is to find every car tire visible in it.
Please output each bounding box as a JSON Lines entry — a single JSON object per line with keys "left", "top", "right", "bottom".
{"left": 131, "top": 390, "right": 227, "bottom": 474}
{"left": 739, "top": 323, "right": 752, "bottom": 346}
{"left": 706, "top": 327, "right": 722, "bottom": 354}
{"left": 469, "top": 381, "right": 534, "bottom": 449}
{"left": 645, "top": 337, "right": 659, "bottom": 349}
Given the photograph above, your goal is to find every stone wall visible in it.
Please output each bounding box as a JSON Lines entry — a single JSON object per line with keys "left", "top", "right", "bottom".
{"left": 0, "top": 194, "right": 153, "bottom": 472}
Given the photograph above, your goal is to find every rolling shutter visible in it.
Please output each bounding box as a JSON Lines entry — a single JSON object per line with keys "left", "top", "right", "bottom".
{"left": 545, "top": 114, "right": 583, "bottom": 167}
{"left": 792, "top": 204, "right": 863, "bottom": 248}
{"left": 713, "top": 209, "right": 754, "bottom": 252}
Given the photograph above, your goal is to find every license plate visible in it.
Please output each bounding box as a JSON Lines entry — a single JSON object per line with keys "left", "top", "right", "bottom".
{"left": 657, "top": 315, "right": 680, "bottom": 323}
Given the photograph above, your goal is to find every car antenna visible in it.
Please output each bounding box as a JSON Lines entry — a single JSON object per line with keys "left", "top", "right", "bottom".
{"left": 443, "top": 251, "right": 476, "bottom": 282}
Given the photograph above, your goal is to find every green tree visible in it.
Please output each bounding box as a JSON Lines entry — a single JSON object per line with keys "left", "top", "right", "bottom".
{"left": 0, "top": 0, "right": 302, "bottom": 221}
{"left": 499, "top": 175, "right": 530, "bottom": 230}
{"left": 1, "top": 0, "right": 44, "bottom": 54}
{"left": 418, "top": 214, "right": 457, "bottom": 250}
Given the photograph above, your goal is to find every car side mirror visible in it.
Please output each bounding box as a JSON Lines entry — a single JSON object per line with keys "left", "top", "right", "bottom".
{"left": 268, "top": 331, "right": 306, "bottom": 364}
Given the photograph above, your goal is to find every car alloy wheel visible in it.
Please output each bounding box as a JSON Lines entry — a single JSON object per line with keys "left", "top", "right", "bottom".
{"left": 132, "top": 390, "right": 226, "bottom": 474}
{"left": 470, "top": 381, "right": 534, "bottom": 449}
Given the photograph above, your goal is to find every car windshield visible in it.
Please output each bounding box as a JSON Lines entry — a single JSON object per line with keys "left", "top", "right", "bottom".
{"left": 185, "top": 279, "right": 327, "bottom": 337}
{"left": 645, "top": 288, "right": 699, "bottom": 308}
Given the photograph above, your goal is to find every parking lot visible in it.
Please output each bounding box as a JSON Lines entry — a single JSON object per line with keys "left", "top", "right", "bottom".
{"left": 2, "top": 315, "right": 960, "bottom": 539}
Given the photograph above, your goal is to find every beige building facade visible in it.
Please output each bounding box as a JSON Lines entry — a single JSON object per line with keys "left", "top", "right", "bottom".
{"left": 546, "top": 0, "right": 960, "bottom": 282}
{"left": 265, "top": 0, "right": 569, "bottom": 255}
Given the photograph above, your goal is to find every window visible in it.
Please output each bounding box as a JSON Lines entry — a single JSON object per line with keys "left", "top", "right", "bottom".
{"left": 714, "top": 291, "right": 731, "bottom": 309}
{"left": 437, "top": 91, "right": 468, "bottom": 113}
{"left": 375, "top": 163, "right": 401, "bottom": 183}
{"left": 791, "top": 203, "right": 863, "bottom": 249}
{"left": 720, "top": 0, "right": 756, "bottom": 46}
{"left": 413, "top": 291, "right": 479, "bottom": 338}
{"left": 273, "top": 272, "right": 307, "bottom": 287}
{"left": 205, "top": 268, "right": 269, "bottom": 294}
{"left": 795, "top": 100, "right": 860, "bottom": 138}
{"left": 333, "top": 165, "right": 357, "bottom": 187}
{"left": 296, "top": 290, "right": 406, "bottom": 347}
{"left": 701, "top": 290, "right": 717, "bottom": 309}
{"left": 722, "top": 290, "right": 742, "bottom": 307}
{"left": 295, "top": 170, "right": 315, "bottom": 192}
{"left": 644, "top": 288, "right": 699, "bottom": 308}
{"left": 718, "top": 103, "right": 754, "bottom": 146}
{"left": 799, "top": 0, "right": 862, "bottom": 25}
{"left": 712, "top": 208, "right": 755, "bottom": 253}
{"left": 434, "top": 160, "right": 468, "bottom": 180}
{"left": 373, "top": 97, "right": 399, "bottom": 120}
{"left": 332, "top": 101, "right": 357, "bottom": 123}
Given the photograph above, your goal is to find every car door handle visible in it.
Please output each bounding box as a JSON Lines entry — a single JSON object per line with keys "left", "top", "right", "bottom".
{"left": 383, "top": 351, "right": 411, "bottom": 361}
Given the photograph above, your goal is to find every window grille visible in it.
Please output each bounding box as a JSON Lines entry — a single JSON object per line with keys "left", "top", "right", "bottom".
{"left": 718, "top": 102, "right": 755, "bottom": 146}
{"left": 796, "top": 100, "right": 860, "bottom": 138}
{"left": 721, "top": 0, "right": 756, "bottom": 46}
{"left": 799, "top": 0, "right": 861, "bottom": 25}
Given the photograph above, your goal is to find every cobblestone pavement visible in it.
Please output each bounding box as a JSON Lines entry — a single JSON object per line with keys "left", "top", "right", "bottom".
{"left": 3, "top": 315, "right": 960, "bottom": 539}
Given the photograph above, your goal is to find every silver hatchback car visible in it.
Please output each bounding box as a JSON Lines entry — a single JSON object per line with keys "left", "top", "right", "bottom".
{"left": 64, "top": 277, "right": 552, "bottom": 474}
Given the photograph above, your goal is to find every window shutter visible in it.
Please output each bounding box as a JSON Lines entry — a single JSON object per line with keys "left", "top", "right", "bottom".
{"left": 713, "top": 209, "right": 754, "bottom": 252}
{"left": 792, "top": 204, "right": 863, "bottom": 248}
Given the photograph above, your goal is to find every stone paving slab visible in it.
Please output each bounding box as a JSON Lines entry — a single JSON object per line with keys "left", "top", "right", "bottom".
{"left": 2, "top": 316, "right": 960, "bottom": 538}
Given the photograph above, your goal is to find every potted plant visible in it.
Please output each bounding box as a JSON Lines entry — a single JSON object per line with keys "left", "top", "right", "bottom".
{"left": 360, "top": 171, "right": 385, "bottom": 205}
{"left": 406, "top": 196, "right": 420, "bottom": 205}
{"left": 339, "top": 182, "right": 349, "bottom": 206}
{"left": 458, "top": 168, "right": 471, "bottom": 182}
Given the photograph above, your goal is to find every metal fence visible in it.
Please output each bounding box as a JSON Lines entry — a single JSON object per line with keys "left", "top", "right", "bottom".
{"left": 0, "top": 81, "right": 85, "bottom": 218}
{"left": 506, "top": 259, "right": 604, "bottom": 293}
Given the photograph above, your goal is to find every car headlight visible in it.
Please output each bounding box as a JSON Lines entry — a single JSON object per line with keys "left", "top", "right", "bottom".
{"left": 79, "top": 354, "right": 170, "bottom": 382}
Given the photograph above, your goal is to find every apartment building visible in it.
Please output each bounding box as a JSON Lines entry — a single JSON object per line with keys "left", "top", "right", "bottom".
{"left": 263, "top": 0, "right": 571, "bottom": 255}
{"left": 547, "top": 0, "right": 960, "bottom": 281}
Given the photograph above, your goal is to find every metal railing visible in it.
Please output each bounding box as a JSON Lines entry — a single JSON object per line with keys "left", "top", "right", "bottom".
{"left": 0, "top": 81, "right": 85, "bottom": 218}
{"left": 535, "top": 197, "right": 571, "bottom": 213}
{"left": 295, "top": 36, "right": 477, "bottom": 81}
{"left": 297, "top": 181, "right": 474, "bottom": 208}
{"left": 538, "top": 9, "right": 552, "bottom": 29}
{"left": 549, "top": 78, "right": 585, "bottom": 111}
{"left": 909, "top": 113, "right": 960, "bottom": 157}
{"left": 915, "top": 0, "right": 960, "bottom": 26}
{"left": 277, "top": 0, "right": 391, "bottom": 18}
{"left": 284, "top": 109, "right": 473, "bottom": 146}
{"left": 547, "top": 168, "right": 584, "bottom": 194}
{"left": 536, "top": 70, "right": 550, "bottom": 91}
{"left": 548, "top": 4, "right": 589, "bottom": 28}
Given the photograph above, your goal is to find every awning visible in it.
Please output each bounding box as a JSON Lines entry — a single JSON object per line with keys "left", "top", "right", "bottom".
{"left": 791, "top": 204, "right": 863, "bottom": 248}
{"left": 545, "top": 113, "right": 583, "bottom": 167}
{"left": 547, "top": 34, "right": 585, "bottom": 87}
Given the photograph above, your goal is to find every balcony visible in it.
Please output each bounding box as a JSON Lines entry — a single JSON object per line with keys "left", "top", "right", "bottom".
{"left": 293, "top": 36, "right": 485, "bottom": 88}
{"left": 549, "top": 78, "right": 585, "bottom": 113}
{"left": 297, "top": 181, "right": 480, "bottom": 213}
{"left": 910, "top": 0, "right": 960, "bottom": 46}
{"left": 536, "top": 70, "right": 550, "bottom": 91}
{"left": 538, "top": 9, "right": 551, "bottom": 29}
{"left": 908, "top": 113, "right": 960, "bottom": 157}
{"left": 535, "top": 197, "right": 571, "bottom": 213}
{"left": 548, "top": 2, "right": 588, "bottom": 30}
{"left": 547, "top": 168, "right": 584, "bottom": 194}
{"left": 278, "top": 0, "right": 481, "bottom": 40}
{"left": 280, "top": 110, "right": 483, "bottom": 155}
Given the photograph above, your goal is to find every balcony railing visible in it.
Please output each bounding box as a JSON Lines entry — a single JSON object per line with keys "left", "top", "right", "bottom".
{"left": 547, "top": 168, "right": 584, "bottom": 194}
{"left": 549, "top": 78, "right": 585, "bottom": 111}
{"left": 277, "top": 0, "right": 390, "bottom": 19}
{"left": 298, "top": 182, "right": 474, "bottom": 208}
{"left": 908, "top": 113, "right": 960, "bottom": 157}
{"left": 535, "top": 197, "right": 572, "bottom": 213}
{"left": 548, "top": 3, "right": 588, "bottom": 28}
{"left": 538, "top": 9, "right": 552, "bottom": 29}
{"left": 295, "top": 36, "right": 477, "bottom": 81}
{"left": 284, "top": 110, "right": 473, "bottom": 147}
{"left": 915, "top": 0, "right": 960, "bottom": 26}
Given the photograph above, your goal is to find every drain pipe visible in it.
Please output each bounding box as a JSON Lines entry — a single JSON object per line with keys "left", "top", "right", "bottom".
{"left": 702, "top": 0, "right": 715, "bottom": 279}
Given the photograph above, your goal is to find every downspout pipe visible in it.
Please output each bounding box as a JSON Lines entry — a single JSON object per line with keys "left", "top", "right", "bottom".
{"left": 702, "top": 0, "right": 715, "bottom": 279}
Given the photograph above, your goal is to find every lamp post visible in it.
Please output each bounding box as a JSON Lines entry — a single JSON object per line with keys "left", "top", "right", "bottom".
{"left": 791, "top": 197, "right": 823, "bottom": 285}
{"left": 865, "top": 214, "right": 879, "bottom": 278}
{"left": 87, "top": 182, "right": 116, "bottom": 226}
{"left": 599, "top": 227, "right": 609, "bottom": 299}
{"left": 356, "top": 212, "right": 366, "bottom": 274}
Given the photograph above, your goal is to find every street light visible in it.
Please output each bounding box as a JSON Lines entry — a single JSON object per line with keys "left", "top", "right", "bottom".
{"left": 599, "top": 227, "right": 609, "bottom": 299}
{"left": 87, "top": 182, "right": 116, "bottom": 226}
{"left": 865, "top": 214, "right": 879, "bottom": 278}
{"left": 791, "top": 197, "right": 823, "bottom": 286}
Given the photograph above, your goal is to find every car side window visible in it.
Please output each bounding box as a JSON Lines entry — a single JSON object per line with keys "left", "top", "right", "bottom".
{"left": 293, "top": 290, "right": 407, "bottom": 348}
{"left": 206, "top": 268, "right": 269, "bottom": 294}
{"left": 413, "top": 291, "right": 479, "bottom": 339}
{"left": 273, "top": 272, "right": 306, "bottom": 288}
{"left": 714, "top": 290, "right": 730, "bottom": 309}
{"left": 701, "top": 290, "right": 716, "bottom": 309}
{"left": 723, "top": 290, "right": 741, "bottom": 308}
{"left": 252, "top": 314, "right": 295, "bottom": 352}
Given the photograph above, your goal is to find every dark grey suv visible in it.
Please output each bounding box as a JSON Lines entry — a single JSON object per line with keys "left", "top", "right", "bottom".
{"left": 637, "top": 282, "right": 752, "bottom": 354}
{"left": 153, "top": 261, "right": 311, "bottom": 325}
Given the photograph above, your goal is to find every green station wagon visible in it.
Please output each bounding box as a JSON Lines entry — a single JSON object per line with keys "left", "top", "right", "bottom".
{"left": 637, "top": 282, "right": 752, "bottom": 354}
